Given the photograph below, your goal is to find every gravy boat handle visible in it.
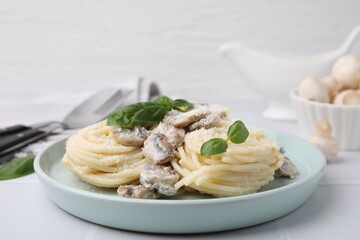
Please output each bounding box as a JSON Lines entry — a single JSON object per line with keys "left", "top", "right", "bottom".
{"left": 337, "top": 25, "right": 360, "bottom": 55}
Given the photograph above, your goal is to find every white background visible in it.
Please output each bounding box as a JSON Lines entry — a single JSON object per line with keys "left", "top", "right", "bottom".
{"left": 1, "top": 0, "right": 360, "bottom": 105}
{"left": 1, "top": 2, "right": 360, "bottom": 239}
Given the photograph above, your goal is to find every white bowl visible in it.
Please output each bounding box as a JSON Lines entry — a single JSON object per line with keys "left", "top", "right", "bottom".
{"left": 290, "top": 89, "right": 360, "bottom": 150}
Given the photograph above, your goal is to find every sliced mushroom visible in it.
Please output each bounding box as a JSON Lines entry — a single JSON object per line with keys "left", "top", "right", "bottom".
{"left": 113, "top": 126, "right": 149, "bottom": 146}
{"left": 164, "top": 109, "right": 206, "bottom": 128}
{"left": 306, "top": 120, "right": 339, "bottom": 162}
{"left": 333, "top": 89, "right": 360, "bottom": 105}
{"left": 151, "top": 122, "right": 185, "bottom": 147}
{"left": 275, "top": 156, "right": 298, "bottom": 179}
{"left": 117, "top": 185, "right": 160, "bottom": 199}
{"left": 188, "top": 112, "right": 221, "bottom": 131}
{"left": 332, "top": 55, "right": 360, "bottom": 89}
{"left": 163, "top": 104, "right": 229, "bottom": 129}
{"left": 140, "top": 164, "right": 179, "bottom": 196}
{"left": 298, "top": 76, "right": 330, "bottom": 103}
{"left": 143, "top": 133, "right": 174, "bottom": 164}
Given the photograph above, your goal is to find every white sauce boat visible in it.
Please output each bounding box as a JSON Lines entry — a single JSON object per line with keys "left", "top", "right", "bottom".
{"left": 219, "top": 25, "right": 360, "bottom": 120}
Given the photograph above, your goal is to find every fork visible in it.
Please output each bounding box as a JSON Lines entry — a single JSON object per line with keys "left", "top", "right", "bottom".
{"left": 0, "top": 88, "right": 134, "bottom": 161}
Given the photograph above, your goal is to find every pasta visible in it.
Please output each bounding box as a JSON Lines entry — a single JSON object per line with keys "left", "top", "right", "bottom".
{"left": 62, "top": 99, "right": 294, "bottom": 199}
{"left": 171, "top": 127, "right": 284, "bottom": 197}
{"left": 62, "top": 120, "right": 146, "bottom": 187}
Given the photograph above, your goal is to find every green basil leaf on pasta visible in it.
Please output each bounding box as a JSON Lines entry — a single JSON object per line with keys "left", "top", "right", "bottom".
{"left": 107, "top": 102, "right": 146, "bottom": 128}
{"left": 152, "top": 96, "right": 173, "bottom": 111}
{"left": 227, "top": 120, "right": 249, "bottom": 144}
{"left": 107, "top": 96, "right": 195, "bottom": 128}
{"left": 200, "top": 138, "right": 228, "bottom": 156}
{"left": 132, "top": 105, "right": 169, "bottom": 127}
{"left": 173, "top": 99, "right": 194, "bottom": 112}
{"left": 107, "top": 102, "right": 168, "bottom": 128}
{"left": 200, "top": 120, "right": 249, "bottom": 156}
{"left": 0, "top": 156, "right": 35, "bottom": 180}
{"left": 280, "top": 147, "right": 286, "bottom": 154}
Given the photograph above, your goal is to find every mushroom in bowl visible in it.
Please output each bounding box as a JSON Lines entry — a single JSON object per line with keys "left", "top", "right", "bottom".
{"left": 290, "top": 54, "right": 360, "bottom": 150}
{"left": 290, "top": 90, "right": 360, "bottom": 151}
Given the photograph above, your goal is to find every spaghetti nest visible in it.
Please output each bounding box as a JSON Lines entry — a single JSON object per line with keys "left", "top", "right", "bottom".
{"left": 171, "top": 127, "right": 284, "bottom": 197}
{"left": 62, "top": 120, "right": 146, "bottom": 187}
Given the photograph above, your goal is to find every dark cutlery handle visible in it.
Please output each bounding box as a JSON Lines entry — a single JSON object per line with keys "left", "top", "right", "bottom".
{"left": 0, "top": 124, "right": 31, "bottom": 136}
{"left": 0, "top": 128, "right": 45, "bottom": 152}
{"left": 0, "top": 131, "right": 52, "bottom": 159}
{"left": 0, "top": 151, "right": 16, "bottom": 165}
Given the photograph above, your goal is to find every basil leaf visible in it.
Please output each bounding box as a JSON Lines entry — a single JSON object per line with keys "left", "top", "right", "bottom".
{"left": 152, "top": 96, "right": 173, "bottom": 111}
{"left": 132, "top": 105, "right": 168, "bottom": 127}
{"left": 107, "top": 102, "right": 146, "bottom": 127}
{"left": 200, "top": 138, "right": 228, "bottom": 156}
{"left": 107, "top": 96, "right": 195, "bottom": 128}
{"left": 227, "top": 120, "right": 249, "bottom": 144}
{"left": 173, "top": 99, "right": 193, "bottom": 112}
{"left": 280, "top": 147, "right": 285, "bottom": 154}
{"left": 107, "top": 102, "right": 167, "bottom": 128}
{"left": 0, "top": 156, "right": 35, "bottom": 180}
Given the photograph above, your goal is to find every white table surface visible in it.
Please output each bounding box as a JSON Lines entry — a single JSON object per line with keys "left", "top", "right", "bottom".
{"left": 1, "top": 94, "right": 360, "bottom": 240}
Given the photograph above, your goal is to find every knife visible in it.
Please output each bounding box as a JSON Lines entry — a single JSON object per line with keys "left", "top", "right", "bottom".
{"left": 0, "top": 122, "right": 63, "bottom": 162}
{"left": 0, "top": 124, "right": 31, "bottom": 136}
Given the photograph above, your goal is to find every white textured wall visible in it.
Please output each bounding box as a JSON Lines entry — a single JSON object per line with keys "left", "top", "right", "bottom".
{"left": 1, "top": 0, "right": 360, "bottom": 103}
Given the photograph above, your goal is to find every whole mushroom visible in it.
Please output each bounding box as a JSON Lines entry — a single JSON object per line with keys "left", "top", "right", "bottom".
{"left": 306, "top": 120, "right": 339, "bottom": 162}
{"left": 298, "top": 76, "right": 330, "bottom": 103}
{"left": 332, "top": 55, "right": 360, "bottom": 89}
{"left": 320, "top": 76, "right": 342, "bottom": 101}
{"left": 333, "top": 89, "right": 360, "bottom": 105}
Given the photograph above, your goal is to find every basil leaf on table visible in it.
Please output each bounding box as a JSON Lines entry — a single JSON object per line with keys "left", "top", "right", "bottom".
{"left": 0, "top": 156, "right": 35, "bottom": 180}
{"left": 200, "top": 138, "right": 228, "bottom": 156}
{"left": 227, "top": 120, "right": 249, "bottom": 144}
{"left": 173, "top": 99, "right": 194, "bottom": 112}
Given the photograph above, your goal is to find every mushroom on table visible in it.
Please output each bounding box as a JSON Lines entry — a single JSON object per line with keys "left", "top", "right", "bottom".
{"left": 306, "top": 120, "right": 339, "bottom": 162}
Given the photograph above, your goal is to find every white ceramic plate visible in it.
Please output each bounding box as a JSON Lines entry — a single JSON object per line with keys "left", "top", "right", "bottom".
{"left": 34, "top": 128, "right": 326, "bottom": 234}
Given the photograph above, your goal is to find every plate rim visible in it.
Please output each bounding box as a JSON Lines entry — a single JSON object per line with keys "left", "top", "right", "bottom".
{"left": 34, "top": 128, "right": 326, "bottom": 206}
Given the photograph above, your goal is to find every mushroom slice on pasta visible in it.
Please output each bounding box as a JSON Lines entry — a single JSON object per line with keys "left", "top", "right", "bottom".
{"left": 112, "top": 126, "right": 149, "bottom": 147}
{"left": 164, "top": 104, "right": 230, "bottom": 129}
{"left": 140, "top": 163, "right": 179, "bottom": 196}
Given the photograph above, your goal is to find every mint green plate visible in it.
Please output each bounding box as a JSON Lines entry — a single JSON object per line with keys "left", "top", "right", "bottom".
{"left": 34, "top": 129, "right": 326, "bottom": 233}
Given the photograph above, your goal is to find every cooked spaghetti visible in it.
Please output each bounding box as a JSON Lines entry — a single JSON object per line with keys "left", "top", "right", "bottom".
{"left": 62, "top": 120, "right": 146, "bottom": 187}
{"left": 62, "top": 99, "right": 294, "bottom": 199}
{"left": 171, "top": 127, "right": 284, "bottom": 197}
